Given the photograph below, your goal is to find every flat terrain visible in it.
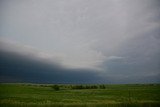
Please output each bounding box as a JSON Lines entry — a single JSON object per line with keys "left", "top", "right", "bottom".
{"left": 0, "top": 83, "right": 160, "bottom": 107}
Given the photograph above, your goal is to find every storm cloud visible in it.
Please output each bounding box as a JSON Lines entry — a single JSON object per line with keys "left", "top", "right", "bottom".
{"left": 0, "top": 42, "right": 102, "bottom": 84}
{"left": 0, "top": 0, "right": 160, "bottom": 83}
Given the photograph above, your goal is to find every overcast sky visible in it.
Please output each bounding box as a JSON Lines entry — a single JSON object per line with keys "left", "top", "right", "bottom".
{"left": 0, "top": 0, "right": 160, "bottom": 83}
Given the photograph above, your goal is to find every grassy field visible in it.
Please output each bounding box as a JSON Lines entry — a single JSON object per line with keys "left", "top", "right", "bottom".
{"left": 0, "top": 83, "right": 160, "bottom": 107}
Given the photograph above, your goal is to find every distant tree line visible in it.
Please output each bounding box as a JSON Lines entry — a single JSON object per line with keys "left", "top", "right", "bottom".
{"left": 51, "top": 84, "right": 106, "bottom": 91}
{"left": 71, "top": 85, "right": 97, "bottom": 89}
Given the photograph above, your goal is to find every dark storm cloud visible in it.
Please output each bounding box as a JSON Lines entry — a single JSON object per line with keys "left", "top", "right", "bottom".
{"left": 0, "top": 46, "right": 102, "bottom": 84}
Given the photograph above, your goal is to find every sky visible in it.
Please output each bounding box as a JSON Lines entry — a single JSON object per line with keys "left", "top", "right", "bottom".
{"left": 0, "top": 0, "right": 160, "bottom": 84}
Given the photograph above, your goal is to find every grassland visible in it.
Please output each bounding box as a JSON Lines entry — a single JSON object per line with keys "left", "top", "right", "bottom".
{"left": 0, "top": 83, "right": 160, "bottom": 107}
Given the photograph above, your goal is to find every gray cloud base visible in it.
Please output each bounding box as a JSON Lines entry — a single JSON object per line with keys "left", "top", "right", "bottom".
{"left": 0, "top": 47, "right": 102, "bottom": 84}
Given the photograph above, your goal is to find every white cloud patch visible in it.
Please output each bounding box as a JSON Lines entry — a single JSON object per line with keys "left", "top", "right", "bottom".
{"left": 107, "top": 56, "right": 124, "bottom": 60}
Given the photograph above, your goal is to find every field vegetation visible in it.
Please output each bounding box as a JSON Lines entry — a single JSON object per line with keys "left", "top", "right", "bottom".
{"left": 0, "top": 83, "right": 160, "bottom": 107}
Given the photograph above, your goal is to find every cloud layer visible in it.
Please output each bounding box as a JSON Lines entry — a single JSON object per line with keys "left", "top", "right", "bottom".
{"left": 0, "top": 42, "right": 102, "bottom": 84}
{"left": 0, "top": 0, "right": 160, "bottom": 83}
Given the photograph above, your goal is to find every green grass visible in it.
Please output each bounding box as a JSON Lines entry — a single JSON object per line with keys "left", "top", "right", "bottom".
{"left": 0, "top": 83, "right": 160, "bottom": 107}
